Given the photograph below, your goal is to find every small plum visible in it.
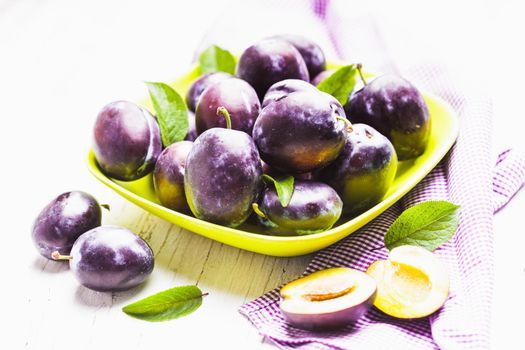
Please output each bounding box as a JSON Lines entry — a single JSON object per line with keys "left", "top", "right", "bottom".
{"left": 153, "top": 141, "right": 193, "bottom": 213}
{"left": 280, "top": 267, "right": 376, "bottom": 330}
{"left": 93, "top": 101, "right": 162, "bottom": 181}
{"left": 195, "top": 78, "right": 261, "bottom": 135}
{"left": 253, "top": 90, "right": 346, "bottom": 173}
{"left": 57, "top": 225, "right": 154, "bottom": 292}
{"left": 236, "top": 38, "right": 309, "bottom": 100}
{"left": 185, "top": 72, "right": 232, "bottom": 112}
{"left": 345, "top": 75, "right": 430, "bottom": 160}
{"left": 32, "top": 191, "right": 102, "bottom": 259}
{"left": 262, "top": 79, "right": 318, "bottom": 108}
{"left": 318, "top": 124, "right": 398, "bottom": 215}
{"left": 274, "top": 34, "right": 327, "bottom": 80}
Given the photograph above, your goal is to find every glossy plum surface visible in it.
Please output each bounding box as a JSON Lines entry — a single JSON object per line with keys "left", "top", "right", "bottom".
{"left": 93, "top": 100, "right": 162, "bottom": 181}
{"left": 275, "top": 34, "right": 326, "bottom": 79}
{"left": 195, "top": 78, "right": 260, "bottom": 135}
{"left": 253, "top": 90, "right": 346, "bottom": 173}
{"left": 236, "top": 38, "right": 309, "bottom": 100}
{"left": 69, "top": 226, "right": 154, "bottom": 292}
{"left": 153, "top": 141, "right": 193, "bottom": 213}
{"left": 319, "top": 124, "right": 398, "bottom": 215}
{"left": 262, "top": 79, "right": 318, "bottom": 108}
{"left": 32, "top": 191, "right": 102, "bottom": 259}
{"left": 184, "top": 128, "right": 263, "bottom": 227}
{"left": 184, "top": 111, "right": 198, "bottom": 141}
{"left": 345, "top": 75, "right": 430, "bottom": 160}
{"left": 258, "top": 181, "right": 342, "bottom": 235}
{"left": 185, "top": 72, "right": 232, "bottom": 112}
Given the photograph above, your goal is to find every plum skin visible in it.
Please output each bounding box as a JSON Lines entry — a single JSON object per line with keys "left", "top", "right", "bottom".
{"left": 236, "top": 38, "right": 309, "bottom": 100}
{"left": 261, "top": 79, "right": 318, "bottom": 108}
{"left": 319, "top": 124, "right": 398, "bottom": 215}
{"left": 69, "top": 226, "right": 154, "bottom": 292}
{"left": 184, "top": 128, "right": 263, "bottom": 227}
{"left": 345, "top": 75, "right": 430, "bottom": 160}
{"left": 259, "top": 181, "right": 342, "bottom": 235}
{"left": 195, "top": 78, "right": 260, "bottom": 135}
{"left": 185, "top": 72, "right": 232, "bottom": 112}
{"left": 32, "top": 191, "right": 102, "bottom": 259}
{"left": 153, "top": 141, "right": 193, "bottom": 213}
{"left": 253, "top": 90, "right": 347, "bottom": 173}
{"left": 93, "top": 100, "right": 162, "bottom": 181}
{"left": 275, "top": 34, "right": 327, "bottom": 79}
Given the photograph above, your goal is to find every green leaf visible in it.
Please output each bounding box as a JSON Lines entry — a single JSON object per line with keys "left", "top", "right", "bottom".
{"left": 316, "top": 64, "right": 358, "bottom": 105}
{"left": 384, "top": 200, "right": 460, "bottom": 252}
{"left": 122, "top": 285, "right": 206, "bottom": 322}
{"left": 146, "top": 82, "right": 189, "bottom": 147}
{"left": 263, "top": 174, "right": 294, "bottom": 207}
{"left": 198, "top": 45, "right": 236, "bottom": 75}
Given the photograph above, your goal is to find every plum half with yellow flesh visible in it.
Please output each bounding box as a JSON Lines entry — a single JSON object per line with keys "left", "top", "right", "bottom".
{"left": 366, "top": 245, "right": 449, "bottom": 319}
{"left": 280, "top": 267, "right": 377, "bottom": 330}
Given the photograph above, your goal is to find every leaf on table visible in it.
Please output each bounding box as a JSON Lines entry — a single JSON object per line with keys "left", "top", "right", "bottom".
{"left": 384, "top": 200, "right": 460, "bottom": 252}
{"left": 146, "top": 82, "right": 189, "bottom": 147}
{"left": 122, "top": 285, "right": 206, "bottom": 322}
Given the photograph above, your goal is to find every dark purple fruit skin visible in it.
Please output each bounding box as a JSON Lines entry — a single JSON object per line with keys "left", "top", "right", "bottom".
{"left": 153, "top": 141, "right": 193, "bottom": 214}
{"left": 236, "top": 38, "right": 310, "bottom": 100}
{"left": 32, "top": 191, "right": 102, "bottom": 260}
{"left": 259, "top": 181, "right": 342, "bottom": 235}
{"left": 345, "top": 75, "right": 430, "bottom": 160}
{"left": 185, "top": 111, "right": 198, "bottom": 141}
{"left": 262, "top": 79, "right": 318, "bottom": 108}
{"left": 318, "top": 124, "right": 398, "bottom": 215}
{"left": 185, "top": 72, "right": 232, "bottom": 112}
{"left": 195, "top": 78, "right": 261, "bottom": 135}
{"left": 69, "top": 226, "right": 154, "bottom": 292}
{"left": 275, "top": 34, "right": 326, "bottom": 79}
{"left": 253, "top": 90, "right": 346, "bottom": 173}
{"left": 281, "top": 292, "right": 375, "bottom": 330}
{"left": 184, "top": 128, "right": 263, "bottom": 227}
{"left": 311, "top": 69, "right": 334, "bottom": 86}
{"left": 93, "top": 101, "right": 162, "bottom": 181}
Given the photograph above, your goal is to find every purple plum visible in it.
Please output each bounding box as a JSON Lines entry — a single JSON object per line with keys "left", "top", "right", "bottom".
{"left": 32, "top": 191, "right": 102, "bottom": 260}
{"left": 345, "top": 75, "right": 430, "bottom": 160}
{"left": 236, "top": 38, "right": 309, "bottom": 100}
{"left": 274, "top": 34, "right": 326, "bottom": 79}
{"left": 253, "top": 90, "right": 347, "bottom": 173}
{"left": 153, "top": 141, "right": 193, "bottom": 213}
{"left": 93, "top": 101, "right": 162, "bottom": 181}
{"left": 262, "top": 79, "right": 318, "bottom": 108}
{"left": 185, "top": 72, "right": 232, "bottom": 112}
{"left": 318, "top": 124, "right": 398, "bottom": 215}
{"left": 184, "top": 128, "right": 263, "bottom": 227}
{"left": 311, "top": 69, "right": 335, "bottom": 86}
{"left": 67, "top": 226, "right": 154, "bottom": 292}
{"left": 195, "top": 78, "right": 260, "bottom": 135}
{"left": 184, "top": 111, "right": 198, "bottom": 141}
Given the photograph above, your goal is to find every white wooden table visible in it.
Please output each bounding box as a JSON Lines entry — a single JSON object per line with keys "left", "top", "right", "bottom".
{"left": 3, "top": 0, "right": 523, "bottom": 349}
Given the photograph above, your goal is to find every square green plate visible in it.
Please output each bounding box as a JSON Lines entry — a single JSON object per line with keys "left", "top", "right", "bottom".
{"left": 87, "top": 64, "right": 458, "bottom": 257}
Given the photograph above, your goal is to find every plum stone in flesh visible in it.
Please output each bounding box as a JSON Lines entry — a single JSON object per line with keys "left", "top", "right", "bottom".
{"left": 92, "top": 101, "right": 162, "bottom": 181}
{"left": 184, "top": 128, "right": 263, "bottom": 227}
{"left": 345, "top": 75, "right": 430, "bottom": 160}
{"left": 69, "top": 226, "right": 154, "bottom": 292}
{"left": 236, "top": 38, "right": 309, "bottom": 100}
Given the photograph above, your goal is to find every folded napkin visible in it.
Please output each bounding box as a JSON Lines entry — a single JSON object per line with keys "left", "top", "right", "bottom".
{"left": 231, "top": 1, "right": 525, "bottom": 349}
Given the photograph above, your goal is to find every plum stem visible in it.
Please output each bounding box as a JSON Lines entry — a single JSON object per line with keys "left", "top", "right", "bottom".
{"left": 252, "top": 203, "right": 267, "bottom": 219}
{"left": 336, "top": 116, "right": 353, "bottom": 132}
{"left": 101, "top": 204, "right": 110, "bottom": 211}
{"left": 202, "top": 292, "right": 209, "bottom": 297}
{"left": 51, "top": 251, "right": 73, "bottom": 261}
{"left": 216, "top": 106, "right": 232, "bottom": 129}
{"left": 356, "top": 63, "right": 367, "bottom": 86}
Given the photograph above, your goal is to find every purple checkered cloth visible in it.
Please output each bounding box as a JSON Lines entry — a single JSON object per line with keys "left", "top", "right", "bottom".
{"left": 234, "top": 1, "right": 525, "bottom": 349}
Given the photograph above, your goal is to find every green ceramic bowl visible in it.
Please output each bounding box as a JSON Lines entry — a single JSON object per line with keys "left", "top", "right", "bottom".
{"left": 87, "top": 64, "right": 458, "bottom": 257}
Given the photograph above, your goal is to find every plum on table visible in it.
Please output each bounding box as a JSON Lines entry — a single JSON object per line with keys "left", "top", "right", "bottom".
{"left": 185, "top": 72, "right": 232, "bottom": 112}
{"left": 272, "top": 34, "right": 327, "bottom": 80}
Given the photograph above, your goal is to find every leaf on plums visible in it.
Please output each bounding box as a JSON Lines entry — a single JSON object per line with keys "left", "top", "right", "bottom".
{"left": 263, "top": 174, "right": 294, "bottom": 207}
{"left": 122, "top": 285, "right": 207, "bottom": 322}
{"left": 146, "top": 82, "right": 189, "bottom": 147}
{"left": 316, "top": 64, "right": 358, "bottom": 105}
{"left": 199, "top": 45, "right": 236, "bottom": 75}
{"left": 384, "top": 200, "right": 460, "bottom": 252}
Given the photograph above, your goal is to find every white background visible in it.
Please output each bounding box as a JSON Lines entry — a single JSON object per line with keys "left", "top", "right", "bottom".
{"left": 1, "top": 0, "right": 523, "bottom": 349}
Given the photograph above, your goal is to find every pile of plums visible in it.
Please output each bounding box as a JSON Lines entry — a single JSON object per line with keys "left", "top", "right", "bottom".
{"left": 92, "top": 34, "right": 430, "bottom": 235}
{"left": 32, "top": 191, "right": 154, "bottom": 292}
